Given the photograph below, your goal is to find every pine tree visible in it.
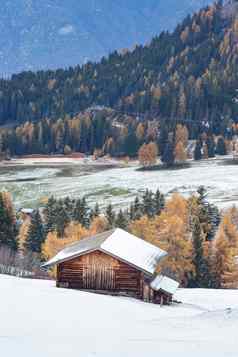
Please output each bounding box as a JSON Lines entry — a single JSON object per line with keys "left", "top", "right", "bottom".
{"left": 192, "top": 216, "right": 209, "bottom": 287}
{"left": 154, "top": 189, "right": 165, "bottom": 216}
{"left": 206, "top": 136, "right": 215, "bottom": 158}
{"left": 194, "top": 140, "right": 202, "bottom": 160}
{"left": 142, "top": 190, "right": 155, "bottom": 218}
{"left": 73, "top": 198, "right": 89, "bottom": 228}
{"left": 115, "top": 210, "right": 128, "bottom": 230}
{"left": 216, "top": 136, "right": 227, "bottom": 155}
{"left": 56, "top": 201, "right": 70, "bottom": 238}
{"left": 0, "top": 192, "right": 18, "bottom": 250}
{"left": 161, "top": 142, "right": 175, "bottom": 167}
{"left": 45, "top": 196, "right": 58, "bottom": 234}
{"left": 105, "top": 204, "right": 115, "bottom": 229}
{"left": 24, "top": 210, "right": 45, "bottom": 253}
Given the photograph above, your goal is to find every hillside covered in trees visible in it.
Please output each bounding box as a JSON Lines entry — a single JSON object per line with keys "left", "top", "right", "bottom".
{"left": 0, "top": 1, "right": 238, "bottom": 158}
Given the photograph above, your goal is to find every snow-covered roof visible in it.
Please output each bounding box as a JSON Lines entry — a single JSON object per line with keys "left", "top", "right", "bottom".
{"left": 150, "top": 275, "right": 179, "bottom": 295}
{"left": 42, "top": 228, "right": 167, "bottom": 275}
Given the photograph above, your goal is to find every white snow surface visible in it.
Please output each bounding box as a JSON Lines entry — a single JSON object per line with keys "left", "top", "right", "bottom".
{"left": 101, "top": 228, "right": 167, "bottom": 274}
{"left": 1, "top": 274, "right": 238, "bottom": 357}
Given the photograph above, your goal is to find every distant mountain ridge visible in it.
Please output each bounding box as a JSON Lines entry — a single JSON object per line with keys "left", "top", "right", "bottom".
{"left": 0, "top": 0, "right": 212, "bottom": 75}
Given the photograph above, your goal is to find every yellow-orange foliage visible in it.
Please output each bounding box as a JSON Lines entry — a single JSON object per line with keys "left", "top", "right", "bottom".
{"left": 42, "top": 223, "right": 88, "bottom": 262}
{"left": 130, "top": 194, "right": 193, "bottom": 284}
{"left": 212, "top": 227, "right": 238, "bottom": 288}
{"left": 154, "top": 213, "right": 193, "bottom": 284}
{"left": 89, "top": 216, "right": 108, "bottom": 236}
{"left": 175, "top": 124, "right": 188, "bottom": 147}
{"left": 174, "top": 141, "right": 187, "bottom": 163}
{"left": 18, "top": 218, "right": 30, "bottom": 252}
{"left": 138, "top": 142, "right": 158, "bottom": 167}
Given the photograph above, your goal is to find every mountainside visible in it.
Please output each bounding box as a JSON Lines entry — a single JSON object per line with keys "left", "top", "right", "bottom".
{"left": 0, "top": 2, "right": 238, "bottom": 157}
{"left": 0, "top": 0, "right": 212, "bottom": 75}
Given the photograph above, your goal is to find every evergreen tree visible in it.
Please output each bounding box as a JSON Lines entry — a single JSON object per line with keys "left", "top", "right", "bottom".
{"left": 197, "top": 186, "right": 220, "bottom": 241}
{"left": 154, "top": 189, "right": 165, "bottom": 215}
{"left": 45, "top": 196, "right": 58, "bottom": 234}
{"left": 115, "top": 210, "right": 128, "bottom": 230}
{"left": 105, "top": 204, "right": 115, "bottom": 229}
{"left": 0, "top": 193, "right": 18, "bottom": 250}
{"left": 194, "top": 141, "right": 202, "bottom": 160}
{"left": 206, "top": 136, "right": 215, "bottom": 158}
{"left": 192, "top": 217, "right": 209, "bottom": 287}
{"left": 63, "top": 197, "right": 74, "bottom": 220}
{"left": 73, "top": 198, "right": 90, "bottom": 228}
{"left": 124, "top": 130, "right": 138, "bottom": 158}
{"left": 24, "top": 210, "right": 45, "bottom": 253}
{"left": 56, "top": 201, "right": 70, "bottom": 238}
{"left": 133, "top": 196, "right": 143, "bottom": 220}
{"left": 216, "top": 136, "right": 227, "bottom": 155}
{"left": 142, "top": 190, "right": 155, "bottom": 218}
{"left": 161, "top": 142, "right": 175, "bottom": 167}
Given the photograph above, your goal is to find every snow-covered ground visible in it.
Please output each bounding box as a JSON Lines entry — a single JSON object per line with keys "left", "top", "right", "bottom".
{"left": 0, "top": 274, "right": 238, "bottom": 357}
{"left": 1, "top": 157, "right": 238, "bottom": 209}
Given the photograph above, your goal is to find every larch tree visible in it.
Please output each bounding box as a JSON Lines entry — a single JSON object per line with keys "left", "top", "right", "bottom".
{"left": 212, "top": 227, "right": 238, "bottom": 289}
{"left": 42, "top": 223, "right": 88, "bottom": 262}
{"left": 174, "top": 141, "right": 187, "bottom": 163}
{"left": 154, "top": 211, "right": 193, "bottom": 285}
{"left": 138, "top": 142, "right": 158, "bottom": 167}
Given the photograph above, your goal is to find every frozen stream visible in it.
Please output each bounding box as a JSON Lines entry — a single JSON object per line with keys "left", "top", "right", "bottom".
{"left": 0, "top": 158, "right": 238, "bottom": 209}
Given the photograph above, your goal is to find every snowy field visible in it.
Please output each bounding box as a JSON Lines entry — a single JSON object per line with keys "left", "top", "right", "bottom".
{"left": 0, "top": 274, "right": 238, "bottom": 357}
{"left": 0, "top": 157, "right": 238, "bottom": 209}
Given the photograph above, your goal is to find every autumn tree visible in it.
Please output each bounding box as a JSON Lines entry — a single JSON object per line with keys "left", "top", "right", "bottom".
{"left": 175, "top": 124, "right": 188, "bottom": 147}
{"left": 212, "top": 226, "right": 238, "bottom": 288}
{"left": 138, "top": 142, "right": 158, "bottom": 167}
{"left": 174, "top": 141, "right": 187, "bottom": 163}
{"left": 42, "top": 223, "right": 88, "bottom": 262}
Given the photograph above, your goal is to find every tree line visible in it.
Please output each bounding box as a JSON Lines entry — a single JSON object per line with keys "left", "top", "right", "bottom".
{"left": 1, "top": 186, "right": 238, "bottom": 288}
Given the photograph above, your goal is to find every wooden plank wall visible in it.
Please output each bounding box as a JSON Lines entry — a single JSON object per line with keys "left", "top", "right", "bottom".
{"left": 57, "top": 250, "right": 142, "bottom": 298}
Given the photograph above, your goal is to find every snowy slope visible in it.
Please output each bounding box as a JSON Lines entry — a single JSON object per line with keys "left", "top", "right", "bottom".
{"left": 0, "top": 0, "right": 212, "bottom": 75}
{"left": 0, "top": 274, "right": 238, "bottom": 357}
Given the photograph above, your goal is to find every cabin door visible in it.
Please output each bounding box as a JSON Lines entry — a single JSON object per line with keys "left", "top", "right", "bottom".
{"left": 83, "top": 265, "right": 116, "bottom": 290}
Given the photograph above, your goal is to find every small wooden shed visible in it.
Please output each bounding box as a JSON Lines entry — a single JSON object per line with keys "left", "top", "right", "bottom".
{"left": 43, "top": 228, "right": 179, "bottom": 304}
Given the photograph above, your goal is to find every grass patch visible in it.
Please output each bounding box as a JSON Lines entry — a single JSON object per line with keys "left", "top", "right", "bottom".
{"left": 85, "top": 187, "right": 130, "bottom": 198}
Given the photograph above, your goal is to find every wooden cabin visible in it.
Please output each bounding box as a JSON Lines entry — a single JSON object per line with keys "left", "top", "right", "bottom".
{"left": 42, "top": 228, "right": 179, "bottom": 304}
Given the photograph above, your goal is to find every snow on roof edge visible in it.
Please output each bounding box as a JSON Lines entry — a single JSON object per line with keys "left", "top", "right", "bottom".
{"left": 42, "top": 228, "right": 168, "bottom": 275}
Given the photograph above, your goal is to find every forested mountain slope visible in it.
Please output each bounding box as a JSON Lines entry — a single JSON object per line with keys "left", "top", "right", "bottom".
{"left": 0, "top": 1, "right": 237, "bottom": 127}
{"left": 0, "top": 0, "right": 211, "bottom": 74}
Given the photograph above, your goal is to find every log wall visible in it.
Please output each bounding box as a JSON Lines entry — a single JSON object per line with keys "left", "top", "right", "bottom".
{"left": 57, "top": 250, "right": 143, "bottom": 298}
